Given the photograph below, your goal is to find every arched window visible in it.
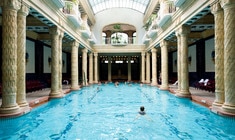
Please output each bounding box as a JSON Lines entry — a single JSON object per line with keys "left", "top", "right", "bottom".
{"left": 111, "top": 32, "right": 128, "bottom": 45}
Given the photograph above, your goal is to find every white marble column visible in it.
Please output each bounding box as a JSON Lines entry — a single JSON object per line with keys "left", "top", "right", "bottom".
{"left": 175, "top": 30, "right": 182, "bottom": 93}
{"left": 0, "top": 0, "right": 21, "bottom": 115}
{"left": 128, "top": 56, "right": 132, "bottom": 81}
{"left": 82, "top": 48, "right": 88, "bottom": 86}
{"left": 141, "top": 52, "right": 146, "bottom": 83}
{"left": 108, "top": 56, "right": 112, "bottom": 82}
{"left": 146, "top": 52, "right": 151, "bottom": 83}
{"left": 58, "top": 30, "right": 64, "bottom": 94}
{"left": 94, "top": 52, "right": 98, "bottom": 83}
{"left": 160, "top": 40, "right": 169, "bottom": 90}
{"left": 89, "top": 52, "right": 94, "bottom": 84}
{"left": 49, "top": 26, "right": 64, "bottom": 98}
{"left": 17, "top": 4, "right": 29, "bottom": 108}
{"left": 151, "top": 48, "right": 158, "bottom": 86}
{"left": 176, "top": 25, "right": 191, "bottom": 98}
{"left": 221, "top": 0, "right": 235, "bottom": 115}
{"left": 71, "top": 41, "right": 80, "bottom": 90}
{"left": 211, "top": 1, "right": 225, "bottom": 110}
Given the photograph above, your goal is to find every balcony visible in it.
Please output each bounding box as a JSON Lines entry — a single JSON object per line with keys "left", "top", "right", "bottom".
{"left": 63, "top": 0, "right": 82, "bottom": 26}
{"left": 52, "top": 0, "right": 65, "bottom": 8}
{"left": 157, "top": 13, "right": 172, "bottom": 27}
{"left": 80, "top": 21, "right": 91, "bottom": 38}
{"left": 103, "top": 37, "right": 135, "bottom": 46}
{"left": 174, "top": 0, "right": 186, "bottom": 7}
{"left": 142, "top": 34, "right": 150, "bottom": 44}
{"left": 88, "top": 33, "right": 97, "bottom": 44}
{"left": 147, "top": 29, "right": 158, "bottom": 38}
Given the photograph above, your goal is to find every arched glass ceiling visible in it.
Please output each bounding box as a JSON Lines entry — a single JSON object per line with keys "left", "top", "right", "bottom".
{"left": 88, "top": 0, "right": 150, "bottom": 14}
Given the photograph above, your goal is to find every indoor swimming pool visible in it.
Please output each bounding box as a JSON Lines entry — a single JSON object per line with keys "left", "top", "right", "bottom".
{"left": 0, "top": 83, "right": 235, "bottom": 140}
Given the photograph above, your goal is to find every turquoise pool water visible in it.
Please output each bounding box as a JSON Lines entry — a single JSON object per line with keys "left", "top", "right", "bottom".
{"left": 0, "top": 83, "right": 235, "bottom": 140}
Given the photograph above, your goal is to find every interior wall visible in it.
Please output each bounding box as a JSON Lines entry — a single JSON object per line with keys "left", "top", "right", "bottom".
{"left": 205, "top": 38, "right": 215, "bottom": 72}
{"left": 92, "top": 8, "right": 145, "bottom": 44}
{"left": 26, "top": 40, "right": 35, "bottom": 73}
{"left": 43, "top": 46, "right": 51, "bottom": 73}
{"left": 188, "top": 44, "right": 196, "bottom": 72}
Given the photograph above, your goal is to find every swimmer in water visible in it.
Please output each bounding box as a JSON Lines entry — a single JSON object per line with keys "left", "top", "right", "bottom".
{"left": 134, "top": 106, "right": 153, "bottom": 122}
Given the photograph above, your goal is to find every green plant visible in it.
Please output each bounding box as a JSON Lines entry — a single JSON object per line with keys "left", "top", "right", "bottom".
{"left": 143, "top": 14, "right": 157, "bottom": 31}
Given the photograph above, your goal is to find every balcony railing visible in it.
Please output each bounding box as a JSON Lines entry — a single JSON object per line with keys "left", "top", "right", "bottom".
{"left": 157, "top": 2, "right": 176, "bottom": 27}
{"left": 103, "top": 37, "right": 135, "bottom": 45}
{"left": 63, "top": 0, "right": 82, "bottom": 26}
{"left": 80, "top": 21, "right": 91, "bottom": 38}
{"left": 88, "top": 33, "right": 97, "bottom": 44}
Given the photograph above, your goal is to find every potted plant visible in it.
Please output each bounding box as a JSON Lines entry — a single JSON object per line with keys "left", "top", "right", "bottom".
{"left": 143, "top": 14, "right": 157, "bottom": 31}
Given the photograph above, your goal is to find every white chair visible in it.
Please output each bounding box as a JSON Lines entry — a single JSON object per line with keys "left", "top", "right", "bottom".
{"left": 204, "top": 79, "right": 209, "bottom": 86}
{"left": 198, "top": 79, "right": 204, "bottom": 83}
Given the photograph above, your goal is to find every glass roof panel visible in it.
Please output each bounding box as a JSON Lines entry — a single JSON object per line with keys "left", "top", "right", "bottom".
{"left": 88, "top": 0, "right": 150, "bottom": 14}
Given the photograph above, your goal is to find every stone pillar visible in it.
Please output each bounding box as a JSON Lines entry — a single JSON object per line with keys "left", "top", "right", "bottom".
{"left": 221, "top": 0, "right": 235, "bottom": 114}
{"left": 58, "top": 30, "right": 64, "bottom": 93}
{"left": 17, "top": 4, "right": 29, "bottom": 108}
{"left": 146, "top": 52, "right": 151, "bottom": 83}
{"left": 94, "top": 52, "right": 98, "bottom": 83}
{"left": 160, "top": 40, "right": 169, "bottom": 90}
{"left": 0, "top": 0, "right": 21, "bottom": 115}
{"left": 82, "top": 48, "right": 88, "bottom": 86}
{"left": 211, "top": 1, "right": 225, "bottom": 110}
{"left": 128, "top": 56, "right": 131, "bottom": 81}
{"left": 71, "top": 41, "right": 80, "bottom": 90}
{"left": 89, "top": 52, "right": 93, "bottom": 84}
{"left": 104, "top": 31, "right": 112, "bottom": 44}
{"left": 176, "top": 25, "right": 191, "bottom": 98}
{"left": 127, "top": 31, "right": 134, "bottom": 44}
{"left": 175, "top": 30, "right": 182, "bottom": 93}
{"left": 151, "top": 48, "right": 158, "bottom": 86}
{"left": 141, "top": 52, "right": 146, "bottom": 83}
{"left": 49, "top": 26, "right": 64, "bottom": 98}
{"left": 108, "top": 56, "right": 112, "bottom": 82}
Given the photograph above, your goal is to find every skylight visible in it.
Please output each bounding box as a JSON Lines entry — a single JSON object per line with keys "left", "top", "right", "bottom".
{"left": 88, "top": 0, "right": 150, "bottom": 14}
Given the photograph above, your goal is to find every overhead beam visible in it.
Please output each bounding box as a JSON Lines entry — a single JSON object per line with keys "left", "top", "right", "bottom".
{"left": 193, "top": 14, "right": 214, "bottom": 25}
{"left": 38, "top": 34, "right": 51, "bottom": 40}
{"left": 26, "top": 16, "right": 47, "bottom": 26}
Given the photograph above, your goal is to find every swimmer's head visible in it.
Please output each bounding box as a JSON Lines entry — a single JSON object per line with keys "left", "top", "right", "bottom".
{"left": 140, "top": 106, "right": 145, "bottom": 111}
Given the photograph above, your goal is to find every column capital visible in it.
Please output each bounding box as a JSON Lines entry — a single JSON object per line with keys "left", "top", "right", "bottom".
{"left": 211, "top": 1, "right": 223, "bottom": 14}
{"left": 94, "top": 52, "right": 98, "bottom": 57}
{"left": 177, "top": 25, "right": 191, "bottom": 36}
{"left": 151, "top": 48, "right": 157, "bottom": 53}
{"left": 175, "top": 29, "right": 181, "bottom": 37}
{"left": 221, "top": 0, "right": 235, "bottom": 8}
{"left": 1, "top": 0, "right": 20, "bottom": 10}
{"left": 141, "top": 51, "right": 146, "bottom": 56}
{"left": 49, "top": 26, "right": 63, "bottom": 36}
{"left": 160, "top": 39, "right": 169, "bottom": 47}
{"left": 18, "top": 4, "right": 29, "bottom": 16}
{"left": 71, "top": 40, "right": 79, "bottom": 48}
{"left": 82, "top": 48, "right": 88, "bottom": 53}
{"left": 89, "top": 52, "right": 93, "bottom": 56}
{"left": 59, "top": 30, "right": 64, "bottom": 39}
